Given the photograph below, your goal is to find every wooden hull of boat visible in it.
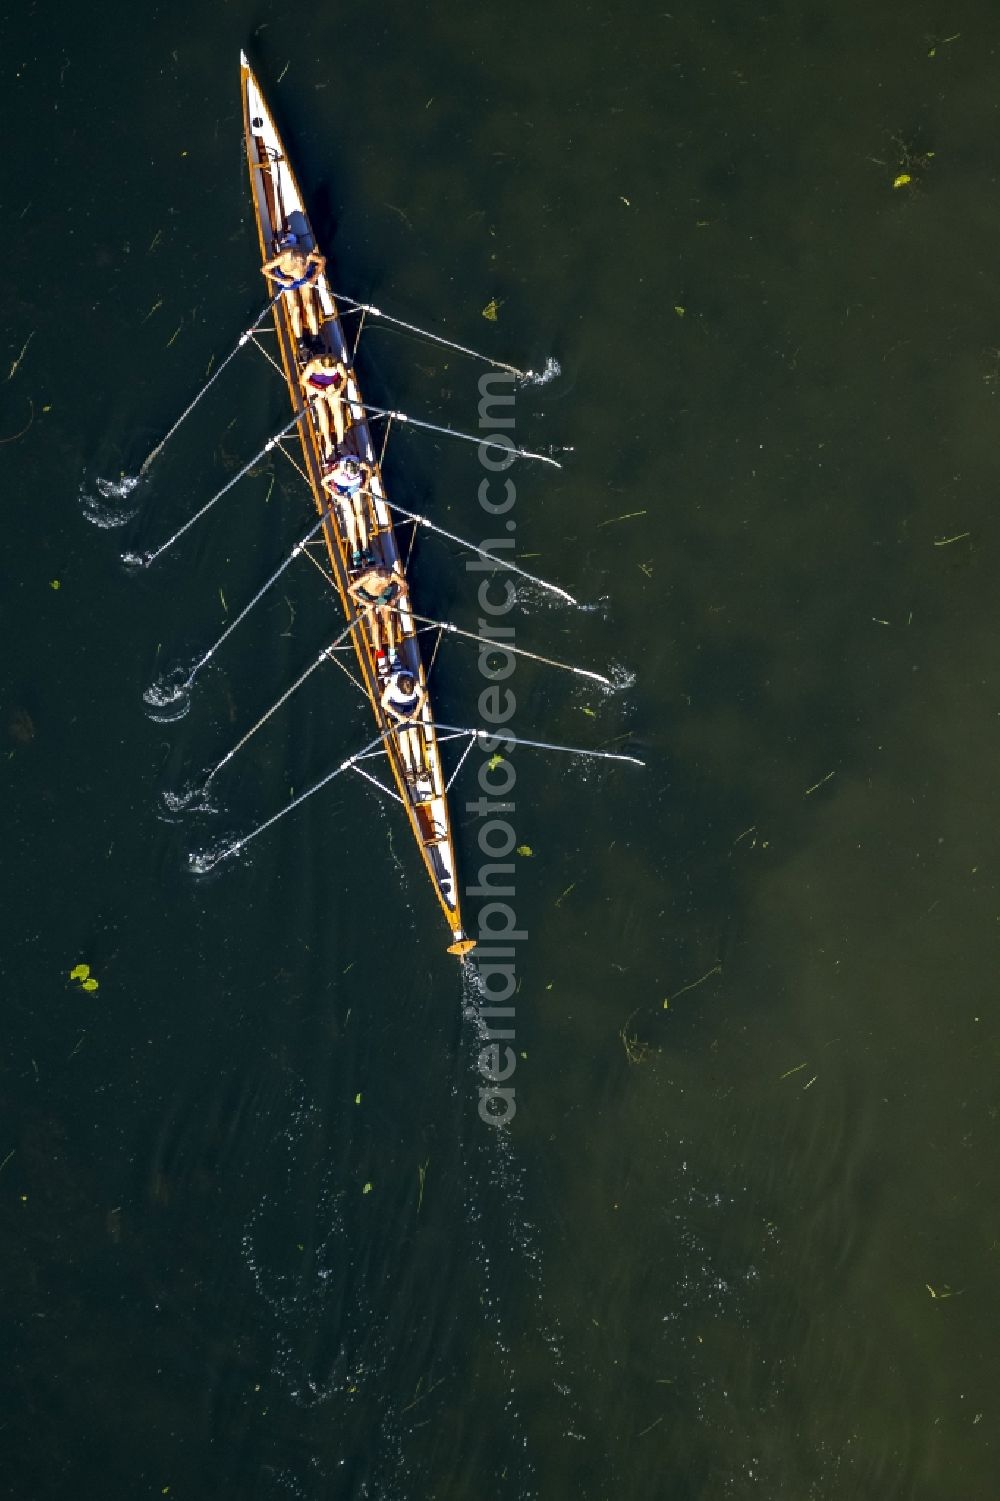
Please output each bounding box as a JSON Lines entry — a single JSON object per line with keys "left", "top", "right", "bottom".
{"left": 240, "top": 54, "right": 474, "bottom": 958}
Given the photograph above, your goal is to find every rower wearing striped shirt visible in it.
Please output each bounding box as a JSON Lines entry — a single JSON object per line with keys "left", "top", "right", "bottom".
{"left": 322, "top": 453, "right": 372, "bottom": 568}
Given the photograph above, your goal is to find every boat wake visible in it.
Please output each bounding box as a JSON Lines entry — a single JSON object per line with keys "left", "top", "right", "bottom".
{"left": 458, "top": 964, "right": 585, "bottom": 1452}
{"left": 239, "top": 1086, "right": 366, "bottom": 1409}
{"left": 78, "top": 473, "right": 142, "bottom": 529}
{"left": 236, "top": 1064, "right": 416, "bottom": 1498}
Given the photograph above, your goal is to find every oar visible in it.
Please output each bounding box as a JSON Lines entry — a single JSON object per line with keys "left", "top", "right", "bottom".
{"left": 125, "top": 403, "right": 315, "bottom": 569}
{"left": 395, "top": 608, "right": 611, "bottom": 687}
{"left": 379, "top": 495, "right": 577, "bottom": 606}
{"left": 196, "top": 603, "right": 378, "bottom": 789}
{"left": 362, "top": 402, "right": 565, "bottom": 469}
{"left": 433, "top": 723, "right": 645, "bottom": 767}
{"left": 191, "top": 716, "right": 642, "bottom": 872}
{"left": 190, "top": 725, "right": 393, "bottom": 873}
{"left": 137, "top": 293, "right": 283, "bottom": 476}
{"left": 328, "top": 288, "right": 535, "bottom": 381}
{"left": 148, "top": 511, "right": 334, "bottom": 709}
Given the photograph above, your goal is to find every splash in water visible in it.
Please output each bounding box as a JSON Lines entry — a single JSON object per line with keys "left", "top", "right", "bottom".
{"left": 574, "top": 592, "right": 610, "bottom": 619}
{"left": 142, "top": 670, "right": 193, "bottom": 723}
{"left": 78, "top": 472, "right": 141, "bottom": 529}
{"left": 98, "top": 472, "right": 140, "bottom": 500}
{"left": 520, "top": 356, "right": 561, "bottom": 387}
{"left": 513, "top": 579, "right": 594, "bottom": 617}
{"left": 188, "top": 834, "right": 242, "bottom": 875}
{"left": 582, "top": 659, "right": 637, "bottom": 698}
{"left": 607, "top": 661, "right": 637, "bottom": 693}
{"left": 159, "top": 779, "right": 217, "bottom": 819}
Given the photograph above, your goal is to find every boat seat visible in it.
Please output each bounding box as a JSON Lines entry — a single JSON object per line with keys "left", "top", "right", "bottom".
{"left": 284, "top": 209, "right": 314, "bottom": 252}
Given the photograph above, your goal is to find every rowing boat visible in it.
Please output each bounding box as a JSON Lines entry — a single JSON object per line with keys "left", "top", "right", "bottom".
{"left": 241, "top": 55, "right": 477, "bottom": 957}
{"left": 125, "top": 58, "right": 643, "bottom": 958}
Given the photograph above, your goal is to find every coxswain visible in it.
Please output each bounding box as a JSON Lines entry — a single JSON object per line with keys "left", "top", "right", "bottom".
{"left": 380, "top": 668, "right": 428, "bottom": 780}
{"left": 300, "top": 352, "right": 348, "bottom": 453}
{"left": 261, "top": 234, "right": 325, "bottom": 340}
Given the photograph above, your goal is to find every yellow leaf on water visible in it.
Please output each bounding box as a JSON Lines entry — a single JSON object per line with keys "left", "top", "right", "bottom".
{"left": 674, "top": 305, "right": 686, "bottom": 317}
{"left": 50, "top": 579, "right": 61, "bottom": 590}
{"left": 362, "top": 1182, "right": 373, "bottom": 1195}
{"left": 487, "top": 753, "right": 504, "bottom": 771}
{"left": 81, "top": 978, "right": 99, "bottom": 992}
{"left": 892, "top": 173, "right": 911, "bottom": 189}
{"left": 354, "top": 1092, "right": 362, "bottom": 1105}
{"left": 69, "top": 964, "right": 90, "bottom": 981}
{"left": 516, "top": 844, "right": 533, "bottom": 857}
{"left": 481, "top": 298, "right": 500, "bottom": 322}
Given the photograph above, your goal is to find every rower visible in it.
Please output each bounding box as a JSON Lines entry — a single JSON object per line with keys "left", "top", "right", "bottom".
{"left": 300, "top": 352, "right": 348, "bottom": 454}
{"left": 348, "top": 561, "right": 402, "bottom": 658}
{"left": 380, "top": 668, "right": 428, "bottom": 782}
{"left": 321, "top": 452, "right": 371, "bottom": 567}
{"left": 261, "top": 233, "right": 325, "bottom": 340}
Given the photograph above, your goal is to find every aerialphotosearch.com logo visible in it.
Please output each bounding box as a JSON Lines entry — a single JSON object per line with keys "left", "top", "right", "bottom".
{"left": 465, "top": 371, "right": 523, "bottom": 1127}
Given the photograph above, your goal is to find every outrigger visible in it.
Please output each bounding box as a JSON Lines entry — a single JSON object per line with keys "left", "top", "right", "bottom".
{"left": 127, "top": 55, "right": 643, "bottom": 959}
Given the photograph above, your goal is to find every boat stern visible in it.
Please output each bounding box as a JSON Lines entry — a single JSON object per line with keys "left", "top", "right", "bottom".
{"left": 447, "top": 935, "right": 477, "bottom": 960}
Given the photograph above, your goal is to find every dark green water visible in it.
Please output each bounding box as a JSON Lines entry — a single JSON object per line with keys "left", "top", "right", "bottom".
{"left": 4, "top": 1, "right": 1000, "bottom": 1496}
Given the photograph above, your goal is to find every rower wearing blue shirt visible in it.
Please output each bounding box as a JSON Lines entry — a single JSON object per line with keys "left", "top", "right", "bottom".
{"left": 262, "top": 233, "right": 326, "bottom": 339}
